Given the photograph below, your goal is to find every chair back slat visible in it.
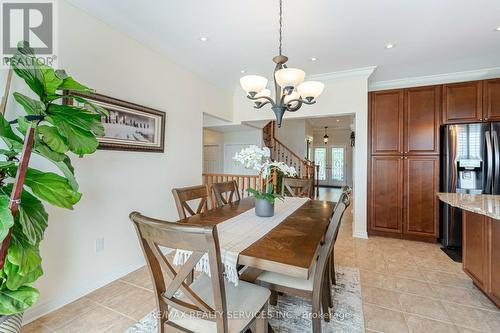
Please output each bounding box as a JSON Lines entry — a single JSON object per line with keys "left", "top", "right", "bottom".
{"left": 212, "top": 181, "right": 241, "bottom": 208}
{"left": 129, "top": 212, "right": 228, "bottom": 332}
{"left": 312, "top": 193, "right": 351, "bottom": 292}
{"left": 172, "top": 185, "right": 210, "bottom": 219}
{"left": 282, "top": 178, "right": 313, "bottom": 198}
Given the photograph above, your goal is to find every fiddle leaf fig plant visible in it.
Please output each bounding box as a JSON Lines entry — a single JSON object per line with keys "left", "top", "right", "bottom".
{"left": 0, "top": 41, "right": 107, "bottom": 315}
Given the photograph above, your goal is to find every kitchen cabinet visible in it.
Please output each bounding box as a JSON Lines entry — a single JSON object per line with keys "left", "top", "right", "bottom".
{"left": 404, "top": 156, "right": 439, "bottom": 237}
{"left": 484, "top": 78, "right": 500, "bottom": 121}
{"left": 462, "top": 211, "right": 500, "bottom": 308}
{"left": 369, "top": 156, "right": 403, "bottom": 234}
{"left": 404, "top": 86, "right": 440, "bottom": 155}
{"left": 442, "top": 81, "right": 483, "bottom": 124}
{"left": 370, "top": 90, "right": 404, "bottom": 155}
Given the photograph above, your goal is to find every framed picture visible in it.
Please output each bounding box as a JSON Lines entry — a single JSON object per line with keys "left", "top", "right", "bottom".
{"left": 66, "top": 92, "right": 166, "bottom": 153}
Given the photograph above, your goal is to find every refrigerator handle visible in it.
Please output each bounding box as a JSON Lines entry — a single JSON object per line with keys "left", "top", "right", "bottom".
{"left": 493, "top": 131, "right": 500, "bottom": 194}
{"left": 485, "top": 131, "right": 493, "bottom": 194}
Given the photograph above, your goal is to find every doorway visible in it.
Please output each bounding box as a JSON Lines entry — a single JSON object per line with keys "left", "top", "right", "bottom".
{"left": 314, "top": 145, "right": 347, "bottom": 187}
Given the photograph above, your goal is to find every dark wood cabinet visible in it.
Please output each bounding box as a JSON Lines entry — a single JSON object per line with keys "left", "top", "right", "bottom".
{"left": 404, "top": 156, "right": 439, "bottom": 237}
{"left": 489, "top": 219, "right": 500, "bottom": 306}
{"left": 370, "top": 90, "right": 404, "bottom": 155}
{"left": 484, "top": 79, "right": 500, "bottom": 121}
{"left": 404, "top": 86, "right": 440, "bottom": 155}
{"left": 369, "top": 156, "right": 403, "bottom": 234}
{"left": 442, "top": 81, "right": 483, "bottom": 123}
{"left": 463, "top": 210, "right": 489, "bottom": 289}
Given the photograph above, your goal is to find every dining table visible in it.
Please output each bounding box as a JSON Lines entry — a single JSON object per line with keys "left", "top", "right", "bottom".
{"left": 177, "top": 196, "right": 336, "bottom": 331}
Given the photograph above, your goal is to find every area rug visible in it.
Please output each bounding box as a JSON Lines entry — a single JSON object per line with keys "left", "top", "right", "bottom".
{"left": 124, "top": 266, "right": 364, "bottom": 333}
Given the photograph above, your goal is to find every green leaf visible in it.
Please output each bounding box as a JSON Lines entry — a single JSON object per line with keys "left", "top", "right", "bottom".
{"left": 6, "top": 236, "right": 41, "bottom": 275}
{"left": 0, "top": 114, "right": 23, "bottom": 143}
{"left": 13, "top": 93, "right": 45, "bottom": 115}
{"left": 24, "top": 168, "right": 81, "bottom": 209}
{"left": 40, "top": 65, "right": 63, "bottom": 96}
{"left": 38, "top": 125, "right": 69, "bottom": 153}
{"left": 17, "top": 190, "right": 48, "bottom": 245}
{"left": 10, "top": 43, "right": 45, "bottom": 99}
{"left": 33, "top": 142, "right": 79, "bottom": 191}
{"left": 34, "top": 140, "right": 66, "bottom": 162}
{"left": 54, "top": 69, "right": 68, "bottom": 80}
{"left": 0, "top": 286, "right": 39, "bottom": 315}
{"left": 0, "top": 161, "right": 15, "bottom": 170}
{"left": 3, "top": 260, "right": 42, "bottom": 291}
{"left": 16, "top": 116, "right": 31, "bottom": 136}
{"left": 47, "top": 104, "right": 104, "bottom": 136}
{"left": 58, "top": 77, "right": 93, "bottom": 92}
{"left": 0, "top": 195, "right": 14, "bottom": 243}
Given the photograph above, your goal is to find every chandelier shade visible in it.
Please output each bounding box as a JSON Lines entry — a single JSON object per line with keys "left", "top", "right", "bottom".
{"left": 274, "top": 68, "right": 305, "bottom": 89}
{"left": 240, "top": 75, "right": 268, "bottom": 94}
{"left": 298, "top": 81, "right": 325, "bottom": 99}
{"left": 239, "top": 0, "right": 323, "bottom": 127}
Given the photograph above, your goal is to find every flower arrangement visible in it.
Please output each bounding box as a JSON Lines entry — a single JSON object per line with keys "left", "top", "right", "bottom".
{"left": 233, "top": 145, "right": 297, "bottom": 204}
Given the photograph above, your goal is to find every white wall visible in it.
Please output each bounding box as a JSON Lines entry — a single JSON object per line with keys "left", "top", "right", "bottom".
{"left": 0, "top": 0, "right": 232, "bottom": 322}
{"left": 274, "top": 119, "right": 307, "bottom": 159}
{"left": 233, "top": 68, "right": 375, "bottom": 239}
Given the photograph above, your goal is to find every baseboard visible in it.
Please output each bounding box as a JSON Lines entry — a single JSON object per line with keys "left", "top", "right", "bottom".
{"left": 23, "top": 258, "right": 146, "bottom": 324}
{"left": 353, "top": 230, "right": 368, "bottom": 239}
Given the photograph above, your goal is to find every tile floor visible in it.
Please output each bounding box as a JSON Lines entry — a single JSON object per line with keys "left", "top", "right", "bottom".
{"left": 22, "top": 189, "right": 500, "bottom": 332}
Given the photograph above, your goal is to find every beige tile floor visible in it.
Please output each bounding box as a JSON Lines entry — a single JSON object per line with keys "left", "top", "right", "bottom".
{"left": 22, "top": 188, "right": 500, "bottom": 332}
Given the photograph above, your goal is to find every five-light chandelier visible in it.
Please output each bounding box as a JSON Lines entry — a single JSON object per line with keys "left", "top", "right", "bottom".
{"left": 239, "top": 0, "right": 324, "bottom": 128}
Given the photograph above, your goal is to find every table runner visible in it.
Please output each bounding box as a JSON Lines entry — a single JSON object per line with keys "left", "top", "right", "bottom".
{"left": 173, "top": 197, "right": 310, "bottom": 285}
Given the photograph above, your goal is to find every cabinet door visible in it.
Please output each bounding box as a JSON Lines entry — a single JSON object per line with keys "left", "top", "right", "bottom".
{"left": 370, "top": 90, "right": 404, "bottom": 155}
{"left": 403, "top": 156, "right": 439, "bottom": 237}
{"left": 489, "top": 218, "right": 500, "bottom": 306}
{"left": 463, "top": 211, "right": 489, "bottom": 289}
{"left": 369, "top": 156, "right": 403, "bottom": 233}
{"left": 442, "top": 81, "right": 483, "bottom": 124}
{"left": 484, "top": 79, "right": 500, "bottom": 121}
{"left": 404, "top": 86, "right": 440, "bottom": 155}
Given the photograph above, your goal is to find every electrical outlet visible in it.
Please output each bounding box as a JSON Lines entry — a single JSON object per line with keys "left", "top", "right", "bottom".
{"left": 95, "top": 237, "right": 104, "bottom": 253}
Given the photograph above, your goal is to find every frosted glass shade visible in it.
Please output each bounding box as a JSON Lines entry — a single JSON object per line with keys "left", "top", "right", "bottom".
{"left": 255, "top": 88, "right": 271, "bottom": 102}
{"left": 284, "top": 91, "right": 300, "bottom": 107}
{"left": 297, "top": 81, "right": 325, "bottom": 99}
{"left": 240, "top": 75, "right": 268, "bottom": 94}
{"left": 274, "top": 68, "right": 305, "bottom": 88}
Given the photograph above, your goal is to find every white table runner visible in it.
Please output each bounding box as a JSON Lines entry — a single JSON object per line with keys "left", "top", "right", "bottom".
{"left": 173, "top": 197, "right": 310, "bottom": 285}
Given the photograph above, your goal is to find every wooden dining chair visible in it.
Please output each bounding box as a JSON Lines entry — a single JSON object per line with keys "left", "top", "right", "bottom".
{"left": 255, "top": 193, "right": 350, "bottom": 333}
{"left": 212, "top": 180, "right": 241, "bottom": 208}
{"left": 282, "top": 178, "right": 314, "bottom": 198}
{"left": 329, "top": 191, "right": 351, "bottom": 286}
{"left": 172, "top": 185, "right": 210, "bottom": 219}
{"left": 130, "top": 212, "right": 271, "bottom": 333}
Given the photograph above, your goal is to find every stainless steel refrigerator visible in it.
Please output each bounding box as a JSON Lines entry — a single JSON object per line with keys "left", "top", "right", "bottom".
{"left": 441, "top": 122, "right": 500, "bottom": 249}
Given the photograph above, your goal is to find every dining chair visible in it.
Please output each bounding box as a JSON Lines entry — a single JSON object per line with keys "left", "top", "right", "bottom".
{"left": 281, "top": 178, "right": 314, "bottom": 198}
{"left": 172, "top": 185, "right": 210, "bottom": 219}
{"left": 329, "top": 188, "right": 352, "bottom": 286}
{"left": 255, "top": 193, "right": 350, "bottom": 333}
{"left": 212, "top": 180, "right": 241, "bottom": 208}
{"left": 130, "top": 212, "right": 271, "bottom": 333}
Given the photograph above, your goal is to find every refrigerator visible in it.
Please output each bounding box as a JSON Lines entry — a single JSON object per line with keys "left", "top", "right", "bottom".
{"left": 441, "top": 122, "right": 500, "bottom": 250}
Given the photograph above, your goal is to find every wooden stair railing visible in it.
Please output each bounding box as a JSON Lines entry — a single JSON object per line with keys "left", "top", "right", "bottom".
{"left": 262, "top": 121, "right": 316, "bottom": 181}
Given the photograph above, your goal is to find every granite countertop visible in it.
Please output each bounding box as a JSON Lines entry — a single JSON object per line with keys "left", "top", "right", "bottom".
{"left": 437, "top": 192, "right": 500, "bottom": 220}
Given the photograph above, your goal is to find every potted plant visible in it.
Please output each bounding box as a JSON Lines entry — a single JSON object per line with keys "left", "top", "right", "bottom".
{"left": 233, "top": 145, "right": 297, "bottom": 217}
{"left": 0, "top": 42, "right": 105, "bottom": 331}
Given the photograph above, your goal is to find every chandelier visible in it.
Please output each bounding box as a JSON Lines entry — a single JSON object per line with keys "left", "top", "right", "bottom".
{"left": 239, "top": 0, "right": 324, "bottom": 128}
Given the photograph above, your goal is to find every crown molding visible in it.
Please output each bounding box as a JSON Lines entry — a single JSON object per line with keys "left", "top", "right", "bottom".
{"left": 369, "top": 67, "right": 500, "bottom": 91}
{"left": 308, "top": 66, "right": 377, "bottom": 82}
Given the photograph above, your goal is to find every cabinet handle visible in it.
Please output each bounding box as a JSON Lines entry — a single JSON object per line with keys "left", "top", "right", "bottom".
{"left": 400, "top": 157, "right": 403, "bottom": 159}
{"left": 405, "top": 157, "right": 408, "bottom": 159}
{"left": 404, "top": 151, "right": 408, "bottom": 153}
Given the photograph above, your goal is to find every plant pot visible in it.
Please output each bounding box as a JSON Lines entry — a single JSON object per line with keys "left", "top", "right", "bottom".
{"left": 255, "top": 198, "right": 275, "bottom": 217}
{"left": 0, "top": 313, "right": 23, "bottom": 333}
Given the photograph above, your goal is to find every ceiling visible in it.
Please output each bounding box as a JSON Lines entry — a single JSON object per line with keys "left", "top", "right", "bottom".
{"left": 68, "top": 0, "right": 500, "bottom": 91}
{"left": 308, "top": 116, "right": 354, "bottom": 131}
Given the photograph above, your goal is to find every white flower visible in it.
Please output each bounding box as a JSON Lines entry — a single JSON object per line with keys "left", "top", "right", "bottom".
{"left": 233, "top": 146, "right": 297, "bottom": 179}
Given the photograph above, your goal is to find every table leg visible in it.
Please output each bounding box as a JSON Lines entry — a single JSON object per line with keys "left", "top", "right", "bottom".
{"left": 239, "top": 266, "right": 263, "bottom": 282}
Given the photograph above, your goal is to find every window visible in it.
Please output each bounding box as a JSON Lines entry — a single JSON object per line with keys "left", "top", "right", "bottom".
{"left": 332, "top": 147, "right": 345, "bottom": 181}
{"left": 314, "top": 148, "right": 327, "bottom": 180}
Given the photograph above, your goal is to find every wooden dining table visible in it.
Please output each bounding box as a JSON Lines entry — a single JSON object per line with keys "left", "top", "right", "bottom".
{"left": 178, "top": 197, "right": 336, "bottom": 282}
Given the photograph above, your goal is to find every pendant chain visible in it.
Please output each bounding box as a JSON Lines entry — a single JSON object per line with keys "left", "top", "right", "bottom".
{"left": 279, "top": 0, "right": 283, "bottom": 56}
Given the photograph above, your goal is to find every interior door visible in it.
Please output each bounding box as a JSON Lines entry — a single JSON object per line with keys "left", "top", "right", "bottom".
{"left": 314, "top": 147, "right": 328, "bottom": 186}
{"left": 331, "top": 146, "right": 346, "bottom": 187}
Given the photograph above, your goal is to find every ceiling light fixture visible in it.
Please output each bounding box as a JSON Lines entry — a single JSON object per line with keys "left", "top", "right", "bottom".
{"left": 385, "top": 43, "right": 395, "bottom": 49}
{"left": 496, "top": 26, "right": 500, "bottom": 31}
{"left": 310, "top": 57, "right": 318, "bottom": 62}
{"left": 239, "top": 0, "right": 324, "bottom": 128}
{"left": 240, "top": 70, "right": 246, "bottom": 74}
{"left": 336, "top": 119, "right": 340, "bottom": 122}
{"left": 199, "top": 36, "right": 208, "bottom": 42}
{"left": 323, "top": 127, "right": 329, "bottom": 144}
